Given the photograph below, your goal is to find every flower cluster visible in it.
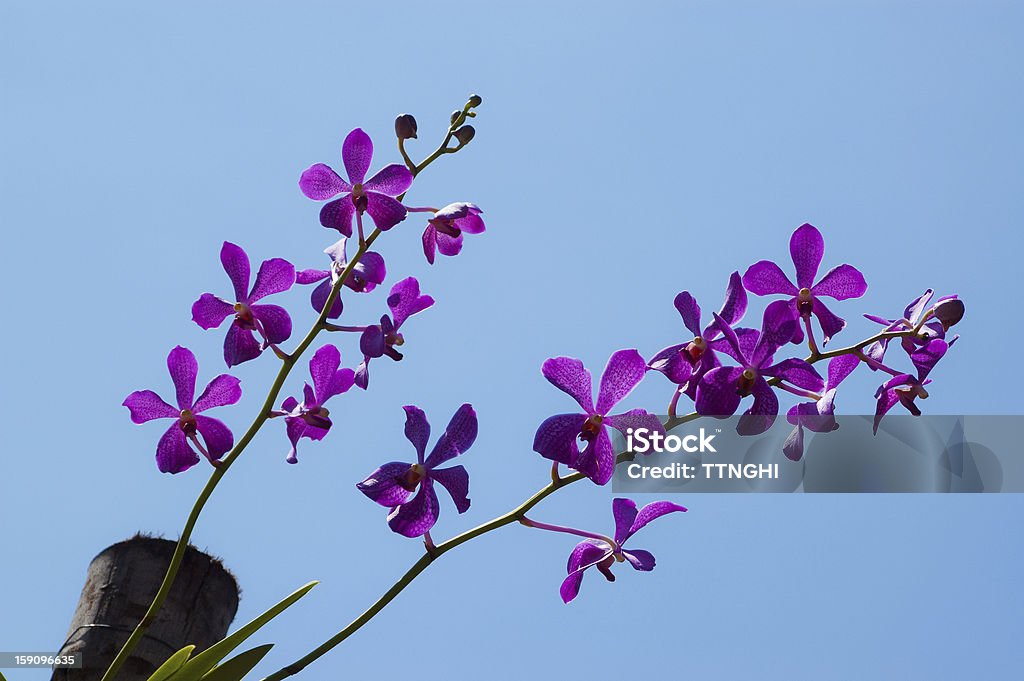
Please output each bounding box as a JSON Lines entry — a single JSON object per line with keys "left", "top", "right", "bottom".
{"left": 534, "top": 222, "right": 965, "bottom": 474}
{"left": 123, "top": 97, "right": 965, "bottom": 618}
{"left": 125, "top": 111, "right": 485, "bottom": 477}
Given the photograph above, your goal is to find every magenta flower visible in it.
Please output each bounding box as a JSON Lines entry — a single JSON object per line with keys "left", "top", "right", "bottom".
{"left": 533, "top": 350, "right": 665, "bottom": 486}
{"left": 648, "top": 272, "right": 749, "bottom": 401}
{"left": 191, "top": 242, "right": 296, "bottom": 367}
{"left": 743, "top": 223, "right": 867, "bottom": 345}
{"left": 783, "top": 354, "right": 860, "bottom": 461}
{"left": 299, "top": 128, "right": 413, "bottom": 236}
{"left": 277, "top": 345, "right": 355, "bottom": 464}
{"left": 295, "top": 238, "right": 387, "bottom": 319}
{"left": 421, "top": 202, "right": 486, "bottom": 264}
{"left": 357, "top": 404, "right": 477, "bottom": 538}
{"left": 873, "top": 338, "right": 952, "bottom": 433}
{"left": 695, "top": 301, "right": 824, "bottom": 435}
{"left": 123, "top": 346, "right": 241, "bottom": 474}
{"left": 864, "top": 289, "right": 959, "bottom": 367}
{"left": 354, "top": 277, "right": 434, "bottom": 389}
{"left": 528, "top": 498, "right": 686, "bottom": 604}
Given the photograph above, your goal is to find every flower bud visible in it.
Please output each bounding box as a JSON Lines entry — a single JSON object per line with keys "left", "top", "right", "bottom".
{"left": 450, "top": 110, "right": 462, "bottom": 125}
{"left": 932, "top": 298, "right": 965, "bottom": 331}
{"left": 453, "top": 125, "right": 476, "bottom": 146}
{"left": 467, "top": 93, "right": 483, "bottom": 108}
{"left": 395, "top": 113, "right": 418, "bottom": 140}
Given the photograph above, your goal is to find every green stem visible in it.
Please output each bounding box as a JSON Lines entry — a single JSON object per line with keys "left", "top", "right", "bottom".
{"left": 99, "top": 230, "right": 382, "bottom": 681}
{"left": 264, "top": 326, "right": 928, "bottom": 679}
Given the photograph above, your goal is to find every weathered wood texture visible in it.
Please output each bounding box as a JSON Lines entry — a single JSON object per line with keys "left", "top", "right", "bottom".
{"left": 52, "top": 536, "right": 239, "bottom": 681}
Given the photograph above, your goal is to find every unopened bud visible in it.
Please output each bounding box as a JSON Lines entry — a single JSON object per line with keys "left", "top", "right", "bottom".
{"left": 450, "top": 110, "right": 462, "bottom": 125}
{"left": 932, "top": 298, "right": 965, "bottom": 331}
{"left": 453, "top": 125, "right": 476, "bottom": 146}
{"left": 395, "top": 113, "right": 418, "bottom": 140}
{"left": 467, "top": 93, "right": 483, "bottom": 108}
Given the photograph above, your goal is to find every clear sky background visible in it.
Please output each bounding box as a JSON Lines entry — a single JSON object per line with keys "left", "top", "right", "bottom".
{"left": 2, "top": 1, "right": 1022, "bottom": 679}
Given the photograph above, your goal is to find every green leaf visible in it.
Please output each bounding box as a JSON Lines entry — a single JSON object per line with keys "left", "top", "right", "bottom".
{"left": 172, "top": 581, "right": 317, "bottom": 679}
{"left": 146, "top": 645, "right": 195, "bottom": 681}
{"left": 200, "top": 644, "right": 273, "bottom": 681}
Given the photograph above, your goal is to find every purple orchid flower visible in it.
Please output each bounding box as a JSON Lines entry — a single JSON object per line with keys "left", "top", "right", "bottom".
{"left": 873, "top": 338, "right": 952, "bottom": 433}
{"left": 695, "top": 300, "right": 825, "bottom": 435}
{"left": 354, "top": 277, "right": 434, "bottom": 389}
{"left": 648, "top": 271, "right": 749, "bottom": 401}
{"left": 295, "top": 238, "right": 387, "bottom": 319}
{"left": 533, "top": 350, "right": 666, "bottom": 486}
{"left": 276, "top": 345, "right": 355, "bottom": 464}
{"left": 421, "top": 202, "right": 486, "bottom": 264}
{"left": 527, "top": 498, "right": 686, "bottom": 604}
{"left": 357, "top": 404, "right": 477, "bottom": 538}
{"left": 743, "top": 223, "right": 867, "bottom": 345}
{"left": 783, "top": 354, "right": 860, "bottom": 461}
{"left": 299, "top": 128, "right": 413, "bottom": 237}
{"left": 191, "top": 242, "right": 296, "bottom": 367}
{"left": 863, "top": 289, "right": 959, "bottom": 368}
{"left": 123, "top": 346, "right": 241, "bottom": 474}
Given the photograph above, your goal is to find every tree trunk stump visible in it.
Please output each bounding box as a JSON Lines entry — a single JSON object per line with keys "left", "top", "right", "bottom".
{"left": 52, "top": 535, "right": 239, "bottom": 681}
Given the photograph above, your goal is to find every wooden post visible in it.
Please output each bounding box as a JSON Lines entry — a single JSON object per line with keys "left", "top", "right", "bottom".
{"left": 52, "top": 535, "right": 240, "bottom": 681}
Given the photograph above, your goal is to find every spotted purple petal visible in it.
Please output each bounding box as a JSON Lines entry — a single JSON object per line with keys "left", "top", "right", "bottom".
{"left": 811, "top": 264, "right": 867, "bottom": 300}
{"left": 249, "top": 258, "right": 295, "bottom": 303}
{"left": 167, "top": 346, "right": 198, "bottom": 410}
{"left": 123, "top": 390, "right": 178, "bottom": 424}
{"left": 191, "top": 294, "right": 235, "bottom": 330}
{"left": 595, "top": 349, "right": 646, "bottom": 415}
{"left": 342, "top": 128, "right": 373, "bottom": 185}
{"left": 626, "top": 501, "right": 688, "bottom": 539}
{"left": 156, "top": 425, "right": 200, "bottom": 474}
{"left": 194, "top": 415, "right": 234, "bottom": 460}
{"left": 622, "top": 549, "right": 656, "bottom": 572}
{"left": 743, "top": 260, "right": 798, "bottom": 296}
{"left": 299, "top": 163, "right": 350, "bottom": 200}
{"left": 790, "top": 223, "right": 824, "bottom": 289}
{"left": 673, "top": 292, "right": 702, "bottom": 337}
{"left": 542, "top": 357, "right": 595, "bottom": 413}
{"left": 762, "top": 358, "right": 824, "bottom": 392}
{"left": 192, "top": 374, "right": 242, "bottom": 413}
{"left": 387, "top": 277, "right": 434, "bottom": 329}
{"left": 357, "top": 461, "right": 416, "bottom": 507}
{"left": 810, "top": 297, "right": 846, "bottom": 344}
{"left": 220, "top": 242, "right": 251, "bottom": 303}
{"left": 387, "top": 479, "right": 440, "bottom": 538}
{"left": 612, "top": 498, "right": 639, "bottom": 545}
{"left": 403, "top": 405, "right": 430, "bottom": 463}
{"left": 424, "top": 403, "right": 478, "bottom": 469}
{"left": 737, "top": 378, "right": 778, "bottom": 436}
{"left": 533, "top": 413, "right": 586, "bottom": 465}
{"left": 695, "top": 366, "right": 745, "bottom": 417}
{"left": 365, "top": 192, "right": 408, "bottom": 231}
{"left": 363, "top": 163, "right": 413, "bottom": 196}
{"left": 575, "top": 426, "right": 615, "bottom": 486}
{"left": 320, "top": 197, "right": 355, "bottom": 237}
{"left": 223, "top": 324, "right": 262, "bottom": 367}
{"left": 431, "top": 465, "right": 471, "bottom": 513}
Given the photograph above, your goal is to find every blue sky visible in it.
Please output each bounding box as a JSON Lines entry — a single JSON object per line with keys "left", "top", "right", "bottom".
{"left": 2, "top": 1, "right": 1022, "bottom": 679}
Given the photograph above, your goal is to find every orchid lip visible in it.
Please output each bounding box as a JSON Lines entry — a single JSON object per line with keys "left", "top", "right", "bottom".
{"left": 178, "top": 409, "right": 197, "bottom": 434}
{"left": 579, "top": 414, "right": 604, "bottom": 442}
{"left": 399, "top": 463, "right": 426, "bottom": 492}
{"left": 736, "top": 368, "right": 758, "bottom": 396}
